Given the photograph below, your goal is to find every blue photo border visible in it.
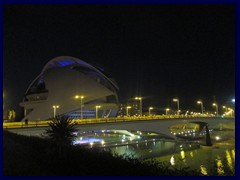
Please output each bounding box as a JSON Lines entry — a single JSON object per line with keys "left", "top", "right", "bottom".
{"left": 0, "top": 0, "right": 239, "bottom": 179}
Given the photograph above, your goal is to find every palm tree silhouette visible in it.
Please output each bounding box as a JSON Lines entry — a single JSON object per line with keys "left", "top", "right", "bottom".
{"left": 45, "top": 115, "right": 77, "bottom": 157}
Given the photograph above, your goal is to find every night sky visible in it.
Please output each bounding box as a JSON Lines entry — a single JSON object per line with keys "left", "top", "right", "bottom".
{"left": 3, "top": 4, "right": 235, "bottom": 117}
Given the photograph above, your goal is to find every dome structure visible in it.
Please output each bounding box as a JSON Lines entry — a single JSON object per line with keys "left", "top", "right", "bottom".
{"left": 20, "top": 56, "right": 119, "bottom": 121}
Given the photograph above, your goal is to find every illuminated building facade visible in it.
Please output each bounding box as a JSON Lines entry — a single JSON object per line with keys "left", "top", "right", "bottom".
{"left": 20, "top": 56, "right": 119, "bottom": 121}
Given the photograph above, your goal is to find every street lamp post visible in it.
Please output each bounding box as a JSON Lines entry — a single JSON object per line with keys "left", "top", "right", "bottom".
{"left": 96, "top": 106, "right": 101, "bottom": 119}
{"left": 149, "top": 107, "right": 153, "bottom": 116}
{"left": 75, "top": 95, "right": 84, "bottom": 119}
{"left": 222, "top": 106, "right": 227, "bottom": 114}
{"left": 165, "top": 108, "right": 170, "bottom": 115}
{"left": 197, "top": 101, "right": 203, "bottom": 114}
{"left": 52, "top": 105, "right": 59, "bottom": 118}
{"left": 126, "top": 106, "right": 131, "bottom": 116}
{"left": 173, "top": 99, "right": 180, "bottom": 115}
{"left": 135, "top": 97, "right": 142, "bottom": 116}
{"left": 212, "top": 103, "right": 219, "bottom": 117}
{"left": 24, "top": 108, "right": 27, "bottom": 117}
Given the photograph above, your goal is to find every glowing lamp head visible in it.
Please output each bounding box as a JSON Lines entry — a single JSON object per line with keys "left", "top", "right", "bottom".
{"left": 135, "top": 97, "right": 142, "bottom": 100}
{"left": 75, "top": 95, "right": 84, "bottom": 99}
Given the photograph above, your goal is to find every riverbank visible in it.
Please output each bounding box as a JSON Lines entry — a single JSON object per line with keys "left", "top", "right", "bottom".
{"left": 3, "top": 130, "right": 201, "bottom": 176}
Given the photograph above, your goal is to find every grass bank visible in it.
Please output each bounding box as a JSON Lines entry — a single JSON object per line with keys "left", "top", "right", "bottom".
{"left": 3, "top": 130, "right": 208, "bottom": 176}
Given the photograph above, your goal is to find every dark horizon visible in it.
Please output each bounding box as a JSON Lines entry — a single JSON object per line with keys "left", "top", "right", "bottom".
{"left": 3, "top": 4, "right": 235, "bottom": 118}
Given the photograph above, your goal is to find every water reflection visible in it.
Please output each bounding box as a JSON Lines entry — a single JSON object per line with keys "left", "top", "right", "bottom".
{"left": 180, "top": 149, "right": 185, "bottom": 161}
{"left": 216, "top": 156, "right": 224, "bottom": 175}
{"left": 170, "top": 155, "right": 175, "bottom": 165}
{"left": 73, "top": 128, "right": 235, "bottom": 175}
{"left": 190, "top": 151, "right": 193, "bottom": 157}
{"left": 200, "top": 165, "right": 208, "bottom": 175}
{"left": 231, "top": 149, "right": 235, "bottom": 160}
{"left": 226, "top": 150, "right": 234, "bottom": 172}
{"left": 160, "top": 143, "right": 235, "bottom": 175}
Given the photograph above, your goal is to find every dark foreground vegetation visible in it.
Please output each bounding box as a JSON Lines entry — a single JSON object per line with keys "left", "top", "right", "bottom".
{"left": 3, "top": 116, "right": 235, "bottom": 176}
{"left": 4, "top": 130, "right": 205, "bottom": 176}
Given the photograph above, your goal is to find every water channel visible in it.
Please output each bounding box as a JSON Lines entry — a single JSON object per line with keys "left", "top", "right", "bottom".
{"left": 72, "top": 122, "right": 235, "bottom": 175}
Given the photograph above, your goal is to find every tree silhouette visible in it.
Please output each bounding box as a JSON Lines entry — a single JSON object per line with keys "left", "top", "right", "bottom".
{"left": 45, "top": 115, "right": 77, "bottom": 157}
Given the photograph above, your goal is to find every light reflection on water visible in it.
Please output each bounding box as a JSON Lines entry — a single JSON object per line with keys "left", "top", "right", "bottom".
{"left": 226, "top": 150, "right": 233, "bottom": 172}
{"left": 108, "top": 131, "right": 235, "bottom": 175}
{"left": 73, "top": 129, "right": 235, "bottom": 175}
{"left": 151, "top": 140, "right": 235, "bottom": 175}
{"left": 216, "top": 156, "right": 224, "bottom": 175}
{"left": 200, "top": 165, "right": 208, "bottom": 175}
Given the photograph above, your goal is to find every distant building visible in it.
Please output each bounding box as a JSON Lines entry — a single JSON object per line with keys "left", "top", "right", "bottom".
{"left": 20, "top": 56, "right": 119, "bottom": 121}
{"left": 118, "top": 101, "right": 140, "bottom": 117}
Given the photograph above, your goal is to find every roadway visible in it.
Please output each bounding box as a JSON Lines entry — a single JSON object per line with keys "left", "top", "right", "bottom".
{"left": 4, "top": 117, "right": 235, "bottom": 139}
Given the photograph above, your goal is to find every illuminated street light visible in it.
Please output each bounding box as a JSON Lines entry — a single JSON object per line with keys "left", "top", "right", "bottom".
{"left": 212, "top": 103, "right": 219, "bottom": 117}
{"left": 149, "top": 107, "right": 153, "bottom": 116}
{"left": 96, "top": 105, "right": 101, "bottom": 119}
{"left": 75, "top": 95, "right": 84, "bottom": 119}
{"left": 135, "top": 97, "right": 142, "bottom": 116}
{"left": 173, "top": 98, "right": 180, "bottom": 115}
{"left": 197, "top": 101, "right": 203, "bottom": 114}
{"left": 222, "top": 106, "right": 228, "bottom": 114}
{"left": 165, "top": 108, "right": 170, "bottom": 115}
{"left": 52, "top": 105, "right": 59, "bottom": 118}
{"left": 232, "top": 99, "right": 235, "bottom": 103}
{"left": 126, "top": 106, "right": 131, "bottom": 116}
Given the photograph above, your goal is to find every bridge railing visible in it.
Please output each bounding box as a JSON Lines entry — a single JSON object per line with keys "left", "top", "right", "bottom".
{"left": 3, "top": 114, "right": 220, "bottom": 129}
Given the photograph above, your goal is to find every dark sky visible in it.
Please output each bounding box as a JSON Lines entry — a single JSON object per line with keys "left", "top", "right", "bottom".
{"left": 3, "top": 4, "right": 235, "bottom": 116}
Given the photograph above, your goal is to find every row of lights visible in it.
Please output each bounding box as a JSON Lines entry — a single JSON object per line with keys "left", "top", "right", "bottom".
{"left": 53, "top": 96, "right": 235, "bottom": 118}
{"left": 52, "top": 95, "right": 102, "bottom": 119}
{"left": 128, "top": 98, "right": 235, "bottom": 116}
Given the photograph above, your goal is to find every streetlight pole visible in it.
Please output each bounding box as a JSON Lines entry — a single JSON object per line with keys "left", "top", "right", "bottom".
{"left": 24, "top": 108, "right": 27, "bottom": 117}
{"left": 75, "top": 95, "right": 84, "bottom": 119}
{"left": 212, "top": 103, "right": 219, "bottom": 117}
{"left": 96, "top": 106, "right": 101, "bottom": 119}
{"left": 135, "top": 97, "right": 142, "bottom": 116}
{"left": 52, "top": 105, "right": 59, "bottom": 118}
{"left": 149, "top": 107, "right": 153, "bottom": 116}
{"left": 197, "top": 101, "right": 203, "bottom": 114}
{"left": 80, "top": 96, "right": 84, "bottom": 119}
{"left": 173, "top": 99, "right": 180, "bottom": 115}
{"left": 165, "top": 108, "right": 170, "bottom": 115}
{"left": 126, "top": 106, "right": 131, "bottom": 116}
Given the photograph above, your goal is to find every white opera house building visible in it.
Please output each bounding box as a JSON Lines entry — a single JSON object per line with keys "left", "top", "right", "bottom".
{"left": 20, "top": 56, "right": 119, "bottom": 121}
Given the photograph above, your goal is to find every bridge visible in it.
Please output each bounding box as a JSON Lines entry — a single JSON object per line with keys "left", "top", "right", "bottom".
{"left": 5, "top": 117, "right": 235, "bottom": 140}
